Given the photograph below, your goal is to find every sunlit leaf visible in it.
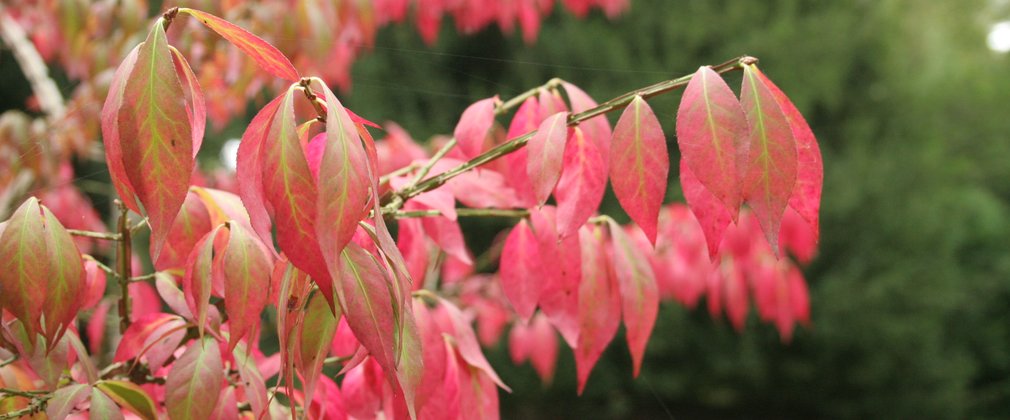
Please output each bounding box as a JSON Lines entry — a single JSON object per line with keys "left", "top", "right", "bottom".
{"left": 454, "top": 96, "right": 498, "bottom": 158}
{"left": 179, "top": 8, "right": 300, "bottom": 81}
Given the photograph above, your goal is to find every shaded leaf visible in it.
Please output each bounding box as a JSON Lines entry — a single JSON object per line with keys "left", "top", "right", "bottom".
{"left": 298, "top": 291, "right": 340, "bottom": 408}
{"left": 100, "top": 45, "right": 142, "bottom": 211}
{"left": 89, "top": 387, "right": 126, "bottom": 420}
{"left": 95, "top": 380, "right": 158, "bottom": 420}
{"left": 555, "top": 127, "right": 606, "bottom": 238}
{"left": 45, "top": 383, "right": 89, "bottom": 419}
{"left": 499, "top": 219, "right": 541, "bottom": 320}
{"left": 680, "top": 161, "right": 734, "bottom": 259}
{"left": 575, "top": 225, "right": 621, "bottom": 394}
{"left": 607, "top": 220, "right": 659, "bottom": 377}
{"left": 0, "top": 197, "right": 48, "bottom": 339}
{"left": 236, "top": 95, "right": 284, "bottom": 247}
{"left": 220, "top": 222, "right": 272, "bottom": 351}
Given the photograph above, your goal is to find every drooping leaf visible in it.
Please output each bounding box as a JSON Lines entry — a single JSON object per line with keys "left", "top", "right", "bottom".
{"left": 680, "top": 161, "right": 734, "bottom": 259}
{"left": 454, "top": 96, "right": 498, "bottom": 159}
{"left": 233, "top": 343, "right": 269, "bottom": 419}
{"left": 183, "top": 225, "right": 223, "bottom": 337}
{"left": 236, "top": 94, "right": 284, "bottom": 247}
{"left": 607, "top": 219, "right": 659, "bottom": 377}
{"left": 220, "top": 222, "right": 273, "bottom": 351}
{"left": 575, "top": 225, "right": 621, "bottom": 394}
{"left": 259, "top": 86, "right": 334, "bottom": 303}
{"left": 435, "top": 298, "right": 510, "bottom": 391}
{"left": 395, "top": 305, "right": 424, "bottom": 420}
{"left": 39, "top": 204, "right": 85, "bottom": 347}
{"left": 555, "top": 127, "right": 607, "bottom": 238}
{"left": 676, "top": 67, "right": 746, "bottom": 218}
{"left": 101, "top": 44, "right": 142, "bottom": 212}
{"left": 89, "top": 387, "right": 126, "bottom": 420}
{"left": 165, "top": 338, "right": 225, "bottom": 420}
{"left": 179, "top": 8, "right": 300, "bottom": 81}
{"left": 503, "top": 96, "right": 539, "bottom": 205}
{"left": 45, "top": 383, "right": 89, "bottom": 419}
{"left": 95, "top": 380, "right": 158, "bottom": 420}
{"left": 168, "top": 46, "right": 206, "bottom": 156}
{"left": 498, "top": 219, "right": 541, "bottom": 320}
{"left": 338, "top": 243, "right": 397, "bottom": 377}
{"left": 739, "top": 64, "right": 798, "bottom": 253}
{"left": 297, "top": 291, "right": 340, "bottom": 409}
{"left": 117, "top": 20, "right": 194, "bottom": 260}
{"left": 315, "top": 80, "right": 370, "bottom": 294}
{"left": 0, "top": 197, "right": 48, "bottom": 340}
{"left": 759, "top": 71, "right": 823, "bottom": 243}
{"left": 530, "top": 206, "right": 581, "bottom": 347}
{"left": 526, "top": 111, "right": 569, "bottom": 205}
{"left": 610, "top": 95, "right": 668, "bottom": 244}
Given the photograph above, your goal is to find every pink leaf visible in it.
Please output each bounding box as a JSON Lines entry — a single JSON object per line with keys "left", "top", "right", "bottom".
{"left": 740, "top": 65, "right": 799, "bottom": 254}
{"left": 100, "top": 45, "right": 141, "bottom": 212}
{"left": 676, "top": 67, "right": 746, "bottom": 218}
{"left": 165, "top": 338, "right": 225, "bottom": 420}
{"left": 526, "top": 111, "right": 569, "bottom": 205}
{"left": 236, "top": 95, "right": 283, "bottom": 248}
{"left": 680, "top": 161, "right": 734, "bottom": 259}
{"left": 316, "top": 81, "right": 371, "bottom": 293}
{"left": 611, "top": 95, "right": 669, "bottom": 244}
{"left": 555, "top": 127, "right": 607, "bottom": 238}
{"left": 168, "top": 46, "right": 206, "bottom": 156}
{"left": 562, "top": 81, "right": 612, "bottom": 160}
{"left": 220, "top": 222, "right": 273, "bottom": 351}
{"left": 529, "top": 206, "right": 581, "bottom": 347}
{"left": 455, "top": 96, "right": 499, "bottom": 158}
{"left": 434, "top": 299, "right": 511, "bottom": 392}
{"left": 575, "top": 225, "right": 621, "bottom": 394}
{"left": 498, "top": 219, "right": 542, "bottom": 320}
{"left": 607, "top": 220, "right": 659, "bottom": 377}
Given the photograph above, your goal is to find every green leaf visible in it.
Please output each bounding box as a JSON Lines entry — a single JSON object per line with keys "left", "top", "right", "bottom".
{"left": 96, "top": 380, "right": 158, "bottom": 420}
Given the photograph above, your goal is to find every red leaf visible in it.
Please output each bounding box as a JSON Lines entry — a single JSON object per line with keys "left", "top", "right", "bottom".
{"left": 528, "top": 206, "right": 581, "bottom": 347}
{"left": 220, "top": 222, "right": 273, "bottom": 351}
{"left": 117, "top": 22, "right": 194, "bottom": 260}
{"left": 236, "top": 95, "right": 284, "bottom": 248}
{"left": 45, "top": 383, "right": 90, "bottom": 419}
{"left": 504, "top": 97, "right": 539, "bottom": 205}
{"left": 0, "top": 197, "right": 49, "bottom": 340}
{"left": 259, "top": 87, "right": 335, "bottom": 305}
{"left": 607, "top": 219, "right": 659, "bottom": 377}
{"left": 101, "top": 45, "right": 141, "bottom": 212}
{"left": 575, "top": 225, "right": 621, "bottom": 394}
{"left": 168, "top": 46, "right": 206, "bottom": 156}
{"left": 114, "top": 312, "right": 187, "bottom": 371}
{"left": 315, "top": 81, "right": 371, "bottom": 289}
{"left": 676, "top": 67, "right": 746, "bottom": 218}
{"left": 417, "top": 203, "right": 473, "bottom": 265}
{"left": 498, "top": 219, "right": 542, "bottom": 320}
{"left": 555, "top": 127, "right": 607, "bottom": 238}
{"left": 740, "top": 65, "right": 798, "bottom": 254}
{"left": 610, "top": 95, "right": 669, "bottom": 244}
{"left": 165, "top": 338, "right": 225, "bottom": 420}
{"left": 454, "top": 96, "right": 498, "bottom": 158}
{"left": 680, "top": 161, "right": 734, "bottom": 259}
{"left": 760, "top": 72, "right": 823, "bottom": 243}
{"left": 526, "top": 111, "right": 569, "bottom": 205}
{"left": 179, "top": 8, "right": 300, "bottom": 81}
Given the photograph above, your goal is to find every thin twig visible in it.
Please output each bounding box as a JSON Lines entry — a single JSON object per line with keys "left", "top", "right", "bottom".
{"left": 116, "top": 200, "right": 133, "bottom": 331}
{"left": 0, "top": 393, "right": 51, "bottom": 419}
{"left": 82, "top": 254, "right": 118, "bottom": 278}
{"left": 67, "top": 229, "right": 121, "bottom": 241}
{"left": 393, "top": 208, "right": 529, "bottom": 219}
{"left": 0, "top": 356, "right": 18, "bottom": 368}
{"left": 383, "top": 56, "right": 753, "bottom": 211}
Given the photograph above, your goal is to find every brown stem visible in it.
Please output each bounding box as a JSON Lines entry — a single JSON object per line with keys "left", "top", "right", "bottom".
{"left": 116, "top": 200, "right": 132, "bottom": 331}
{"left": 162, "top": 7, "right": 180, "bottom": 31}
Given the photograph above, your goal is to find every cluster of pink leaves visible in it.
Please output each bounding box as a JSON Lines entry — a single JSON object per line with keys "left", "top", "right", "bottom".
{"left": 0, "top": 6, "right": 822, "bottom": 419}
